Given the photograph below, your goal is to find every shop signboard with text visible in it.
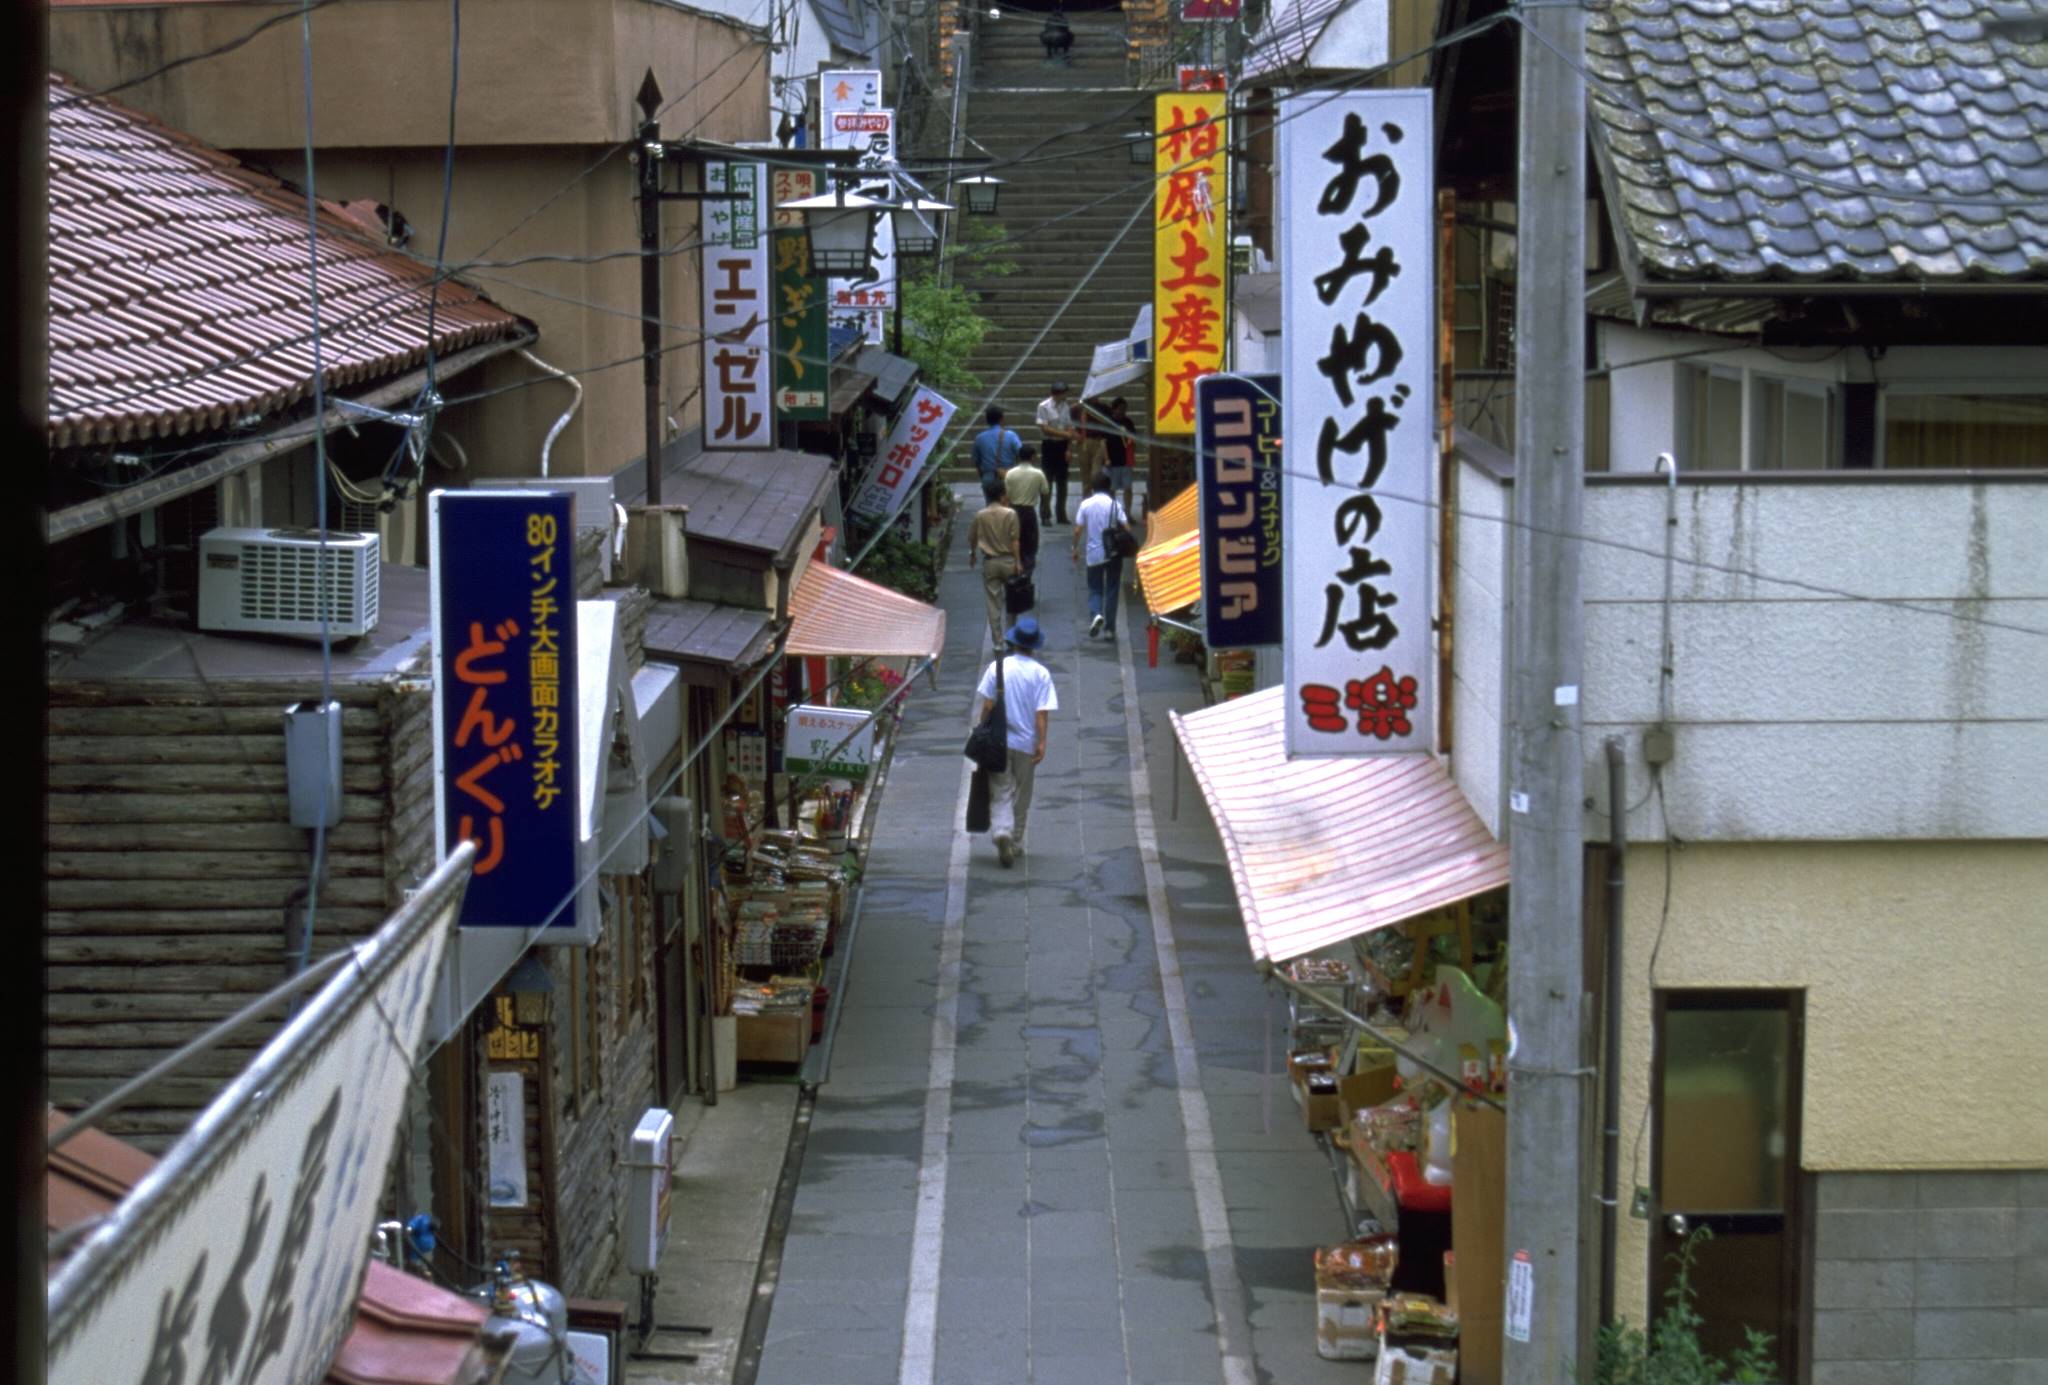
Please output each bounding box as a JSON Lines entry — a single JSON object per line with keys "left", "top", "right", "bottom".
{"left": 850, "top": 386, "right": 957, "bottom": 519}
{"left": 430, "top": 489, "right": 582, "bottom": 926}
{"left": 785, "top": 703, "right": 876, "bottom": 781}
{"left": 701, "top": 160, "right": 773, "bottom": 448}
{"left": 771, "top": 167, "right": 828, "bottom": 418}
{"left": 1153, "top": 93, "right": 1229, "bottom": 436}
{"left": 819, "top": 70, "right": 896, "bottom": 346}
{"left": 46, "top": 853, "right": 471, "bottom": 1385}
{"left": 1197, "top": 373, "right": 1284, "bottom": 648}
{"left": 1279, "top": 89, "right": 1436, "bottom": 755}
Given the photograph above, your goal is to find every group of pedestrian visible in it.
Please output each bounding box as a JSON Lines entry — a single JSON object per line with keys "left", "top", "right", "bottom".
{"left": 964, "top": 383, "right": 1139, "bottom": 865}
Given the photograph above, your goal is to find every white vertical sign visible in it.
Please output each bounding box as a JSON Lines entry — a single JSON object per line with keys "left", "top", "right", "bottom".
{"left": 701, "top": 160, "right": 773, "bottom": 449}
{"left": 850, "top": 386, "right": 956, "bottom": 518}
{"left": 487, "top": 1070, "right": 528, "bottom": 1207}
{"left": 819, "top": 70, "right": 896, "bottom": 346}
{"left": 1279, "top": 89, "right": 1436, "bottom": 756}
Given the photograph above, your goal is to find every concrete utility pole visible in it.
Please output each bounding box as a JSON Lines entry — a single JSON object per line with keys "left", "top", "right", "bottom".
{"left": 1503, "top": 0, "right": 1589, "bottom": 1378}
{"left": 637, "top": 70, "right": 666, "bottom": 507}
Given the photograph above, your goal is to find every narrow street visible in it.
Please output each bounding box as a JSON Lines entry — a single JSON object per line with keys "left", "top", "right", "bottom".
{"left": 756, "top": 489, "right": 1358, "bottom": 1385}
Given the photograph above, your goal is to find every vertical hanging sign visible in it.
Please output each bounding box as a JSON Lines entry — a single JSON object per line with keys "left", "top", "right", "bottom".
{"left": 1197, "top": 373, "right": 1283, "bottom": 648}
{"left": 1279, "top": 89, "right": 1436, "bottom": 755}
{"left": 850, "top": 385, "right": 957, "bottom": 518}
{"left": 430, "top": 489, "right": 582, "bottom": 927}
{"left": 772, "top": 167, "right": 828, "bottom": 418}
{"left": 701, "top": 160, "right": 773, "bottom": 449}
{"left": 820, "top": 70, "right": 896, "bottom": 346}
{"left": 1153, "top": 93, "right": 1228, "bottom": 437}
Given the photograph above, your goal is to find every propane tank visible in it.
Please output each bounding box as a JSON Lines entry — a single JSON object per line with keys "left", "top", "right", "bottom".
{"left": 475, "top": 1253, "right": 570, "bottom": 1385}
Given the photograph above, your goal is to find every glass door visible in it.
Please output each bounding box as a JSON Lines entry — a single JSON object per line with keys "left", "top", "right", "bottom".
{"left": 1651, "top": 990, "right": 1804, "bottom": 1379}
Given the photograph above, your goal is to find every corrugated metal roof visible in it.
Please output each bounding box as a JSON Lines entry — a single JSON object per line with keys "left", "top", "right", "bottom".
{"left": 642, "top": 598, "right": 776, "bottom": 669}
{"left": 46, "top": 1113, "right": 505, "bottom": 1385}
{"left": 45, "top": 74, "right": 523, "bottom": 449}
{"left": 1242, "top": 0, "right": 1353, "bottom": 83}
{"left": 830, "top": 369, "right": 879, "bottom": 416}
{"left": 786, "top": 561, "right": 946, "bottom": 660}
{"left": 1587, "top": 0, "right": 2048, "bottom": 287}
{"left": 1171, "top": 687, "right": 1509, "bottom": 966}
{"left": 666, "top": 448, "right": 837, "bottom": 560}
{"left": 855, "top": 344, "right": 919, "bottom": 404}
{"left": 1136, "top": 529, "right": 1202, "bottom": 614}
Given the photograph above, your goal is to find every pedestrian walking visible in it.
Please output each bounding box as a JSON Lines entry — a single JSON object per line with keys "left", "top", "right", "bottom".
{"left": 966, "top": 477, "right": 1021, "bottom": 646}
{"left": 1035, "top": 381, "right": 1078, "bottom": 525}
{"left": 974, "top": 615, "right": 1058, "bottom": 867}
{"left": 1099, "top": 397, "right": 1138, "bottom": 514}
{"left": 1071, "top": 472, "right": 1132, "bottom": 641}
{"left": 972, "top": 406, "right": 1022, "bottom": 488}
{"left": 1003, "top": 444, "right": 1049, "bottom": 573}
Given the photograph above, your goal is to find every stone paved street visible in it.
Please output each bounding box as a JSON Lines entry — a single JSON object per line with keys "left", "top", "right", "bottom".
{"left": 756, "top": 491, "right": 1361, "bottom": 1385}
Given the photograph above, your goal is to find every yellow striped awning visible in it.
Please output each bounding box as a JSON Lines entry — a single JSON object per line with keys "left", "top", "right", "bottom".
{"left": 1146, "top": 483, "right": 1200, "bottom": 547}
{"left": 1136, "top": 529, "right": 1202, "bottom": 615}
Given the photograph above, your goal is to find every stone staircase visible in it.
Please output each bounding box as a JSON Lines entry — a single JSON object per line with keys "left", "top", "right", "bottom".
{"left": 938, "top": 11, "right": 1156, "bottom": 478}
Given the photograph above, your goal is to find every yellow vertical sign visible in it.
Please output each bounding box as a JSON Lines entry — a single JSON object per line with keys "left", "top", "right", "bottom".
{"left": 1153, "top": 92, "right": 1229, "bottom": 436}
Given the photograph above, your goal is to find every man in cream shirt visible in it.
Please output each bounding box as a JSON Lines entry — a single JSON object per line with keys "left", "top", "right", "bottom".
{"left": 1034, "top": 381, "right": 1077, "bottom": 525}
{"left": 1002, "top": 444, "right": 1049, "bottom": 573}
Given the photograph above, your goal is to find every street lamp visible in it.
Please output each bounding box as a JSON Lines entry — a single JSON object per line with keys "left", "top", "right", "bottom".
{"left": 1126, "top": 129, "right": 1152, "bottom": 165}
{"left": 957, "top": 173, "right": 1003, "bottom": 215}
{"left": 890, "top": 198, "right": 952, "bottom": 257}
{"left": 777, "top": 188, "right": 884, "bottom": 276}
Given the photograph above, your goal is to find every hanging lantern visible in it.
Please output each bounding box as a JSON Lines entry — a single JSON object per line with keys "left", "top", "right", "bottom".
{"left": 1127, "top": 129, "right": 1152, "bottom": 165}
{"left": 776, "top": 188, "right": 884, "bottom": 276}
{"left": 957, "top": 173, "right": 1003, "bottom": 215}
{"left": 890, "top": 198, "right": 953, "bottom": 257}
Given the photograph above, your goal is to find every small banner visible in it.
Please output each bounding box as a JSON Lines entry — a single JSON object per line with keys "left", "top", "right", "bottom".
{"left": 785, "top": 703, "right": 875, "bottom": 782}
{"left": 1153, "top": 93, "right": 1229, "bottom": 436}
{"left": 850, "top": 385, "right": 957, "bottom": 518}
{"left": 701, "top": 161, "right": 773, "bottom": 448}
{"left": 430, "top": 489, "right": 581, "bottom": 926}
{"left": 1197, "top": 373, "right": 1284, "bottom": 648}
{"left": 1279, "top": 89, "right": 1436, "bottom": 755}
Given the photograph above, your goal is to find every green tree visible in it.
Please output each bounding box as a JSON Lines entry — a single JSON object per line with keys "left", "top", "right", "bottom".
{"left": 1590, "top": 1229, "right": 1777, "bottom": 1385}
{"left": 899, "top": 220, "right": 1018, "bottom": 397}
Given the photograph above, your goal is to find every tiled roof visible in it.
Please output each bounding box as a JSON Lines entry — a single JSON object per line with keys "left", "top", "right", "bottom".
{"left": 1242, "top": 0, "right": 1351, "bottom": 83}
{"left": 47, "top": 73, "right": 524, "bottom": 449}
{"left": 1586, "top": 0, "right": 2048, "bottom": 286}
{"left": 808, "top": 0, "right": 872, "bottom": 55}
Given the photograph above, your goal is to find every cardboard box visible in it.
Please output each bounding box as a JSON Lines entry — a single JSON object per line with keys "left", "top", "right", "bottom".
{"left": 1339, "top": 1063, "right": 1400, "bottom": 1127}
{"left": 1374, "top": 1343, "right": 1457, "bottom": 1384}
{"left": 734, "top": 1011, "right": 809, "bottom": 1064}
{"left": 1290, "top": 1049, "right": 1341, "bottom": 1132}
{"left": 1316, "top": 1286, "right": 1384, "bottom": 1361}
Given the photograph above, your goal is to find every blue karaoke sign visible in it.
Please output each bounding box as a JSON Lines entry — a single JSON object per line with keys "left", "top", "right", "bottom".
{"left": 431, "top": 490, "right": 580, "bottom": 928}
{"left": 1197, "top": 373, "right": 1284, "bottom": 648}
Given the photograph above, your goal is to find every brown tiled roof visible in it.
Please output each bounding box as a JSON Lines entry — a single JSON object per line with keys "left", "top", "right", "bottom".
{"left": 47, "top": 73, "right": 524, "bottom": 449}
{"left": 47, "top": 1111, "right": 509, "bottom": 1385}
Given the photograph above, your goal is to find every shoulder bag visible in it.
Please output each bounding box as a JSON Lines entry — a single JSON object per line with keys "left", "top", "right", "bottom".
{"left": 1105, "top": 505, "right": 1139, "bottom": 560}
{"left": 964, "top": 655, "right": 1010, "bottom": 772}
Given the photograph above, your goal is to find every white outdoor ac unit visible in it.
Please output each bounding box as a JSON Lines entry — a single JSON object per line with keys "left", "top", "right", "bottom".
{"left": 197, "top": 526, "right": 381, "bottom": 640}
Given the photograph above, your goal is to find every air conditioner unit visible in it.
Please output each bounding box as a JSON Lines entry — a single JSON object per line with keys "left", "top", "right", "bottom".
{"left": 197, "top": 526, "right": 381, "bottom": 640}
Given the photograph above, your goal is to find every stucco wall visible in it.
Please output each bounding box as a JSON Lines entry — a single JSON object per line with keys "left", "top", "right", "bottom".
{"left": 1612, "top": 839, "right": 2048, "bottom": 1324}
{"left": 1578, "top": 477, "right": 2048, "bottom": 841}
{"left": 1451, "top": 455, "right": 1510, "bottom": 839}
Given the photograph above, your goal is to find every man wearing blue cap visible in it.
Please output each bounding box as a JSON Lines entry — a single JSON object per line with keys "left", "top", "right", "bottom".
{"left": 974, "top": 615, "right": 1059, "bottom": 867}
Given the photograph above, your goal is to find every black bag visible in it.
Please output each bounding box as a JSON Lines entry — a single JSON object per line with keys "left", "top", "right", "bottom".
{"left": 964, "top": 656, "right": 1009, "bottom": 773}
{"left": 965, "top": 767, "right": 992, "bottom": 833}
{"left": 1004, "top": 573, "right": 1036, "bottom": 616}
{"left": 1106, "top": 517, "right": 1139, "bottom": 560}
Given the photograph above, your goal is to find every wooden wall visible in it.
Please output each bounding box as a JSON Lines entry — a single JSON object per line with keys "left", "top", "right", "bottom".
{"left": 46, "top": 672, "right": 434, "bottom": 1151}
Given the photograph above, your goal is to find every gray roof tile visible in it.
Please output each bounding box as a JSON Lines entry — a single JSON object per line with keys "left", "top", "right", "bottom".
{"left": 1588, "top": 0, "right": 2048, "bottom": 286}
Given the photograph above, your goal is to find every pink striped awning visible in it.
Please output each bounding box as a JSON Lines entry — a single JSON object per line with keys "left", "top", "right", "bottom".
{"left": 785, "top": 561, "right": 947, "bottom": 662}
{"left": 1170, "top": 687, "right": 1508, "bottom": 966}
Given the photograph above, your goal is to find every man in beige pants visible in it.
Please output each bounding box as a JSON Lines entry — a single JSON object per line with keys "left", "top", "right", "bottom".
{"left": 966, "top": 477, "right": 1021, "bottom": 646}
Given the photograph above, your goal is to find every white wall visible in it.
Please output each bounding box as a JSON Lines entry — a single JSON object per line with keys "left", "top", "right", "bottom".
{"left": 1450, "top": 456, "right": 1510, "bottom": 841}
{"left": 682, "top": 0, "right": 836, "bottom": 128}
{"left": 1308, "top": 0, "right": 1390, "bottom": 72}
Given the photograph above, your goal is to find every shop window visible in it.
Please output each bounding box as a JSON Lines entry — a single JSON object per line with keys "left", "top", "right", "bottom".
{"left": 1681, "top": 367, "right": 1838, "bottom": 471}
{"left": 1879, "top": 389, "right": 2048, "bottom": 470}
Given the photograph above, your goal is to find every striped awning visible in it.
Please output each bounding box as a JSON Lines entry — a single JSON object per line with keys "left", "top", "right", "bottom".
{"left": 1136, "top": 531, "right": 1202, "bottom": 615}
{"left": 1170, "top": 687, "right": 1509, "bottom": 966}
{"left": 785, "top": 561, "right": 947, "bottom": 661}
{"left": 1146, "top": 483, "right": 1200, "bottom": 547}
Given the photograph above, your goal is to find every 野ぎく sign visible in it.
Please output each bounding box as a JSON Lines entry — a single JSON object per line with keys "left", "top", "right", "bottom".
{"left": 784, "top": 703, "right": 875, "bottom": 782}
{"left": 430, "top": 489, "right": 581, "bottom": 927}
{"left": 1279, "top": 89, "right": 1436, "bottom": 756}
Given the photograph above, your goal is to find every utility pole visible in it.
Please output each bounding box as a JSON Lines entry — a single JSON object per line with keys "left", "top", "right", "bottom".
{"left": 637, "top": 70, "right": 665, "bottom": 506}
{"left": 1503, "top": 0, "right": 1588, "bottom": 1379}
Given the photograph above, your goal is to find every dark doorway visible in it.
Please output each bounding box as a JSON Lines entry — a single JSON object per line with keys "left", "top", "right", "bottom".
{"left": 1651, "top": 990, "right": 1805, "bottom": 1380}
{"left": 655, "top": 894, "right": 689, "bottom": 1108}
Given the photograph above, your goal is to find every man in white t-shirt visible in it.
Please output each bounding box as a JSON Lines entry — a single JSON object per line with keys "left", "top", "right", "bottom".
{"left": 1035, "top": 382, "right": 1078, "bottom": 525}
{"left": 1070, "top": 472, "right": 1131, "bottom": 641}
{"left": 973, "top": 615, "right": 1059, "bottom": 867}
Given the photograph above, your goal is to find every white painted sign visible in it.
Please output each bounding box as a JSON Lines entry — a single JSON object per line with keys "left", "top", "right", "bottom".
{"left": 624, "top": 1107, "right": 674, "bottom": 1275}
{"left": 47, "top": 849, "right": 472, "bottom": 1385}
{"left": 1506, "top": 1248, "right": 1534, "bottom": 1342}
{"left": 701, "top": 160, "right": 773, "bottom": 449}
{"left": 487, "top": 1070, "right": 528, "bottom": 1207}
{"left": 784, "top": 702, "right": 877, "bottom": 781}
{"left": 819, "top": 70, "right": 896, "bottom": 346}
{"left": 850, "top": 386, "right": 956, "bottom": 519}
{"left": 568, "top": 1329, "right": 613, "bottom": 1385}
{"left": 1279, "top": 89, "right": 1436, "bottom": 756}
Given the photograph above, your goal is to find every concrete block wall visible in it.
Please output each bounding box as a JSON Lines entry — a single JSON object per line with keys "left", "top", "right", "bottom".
{"left": 1812, "top": 1170, "right": 2048, "bottom": 1385}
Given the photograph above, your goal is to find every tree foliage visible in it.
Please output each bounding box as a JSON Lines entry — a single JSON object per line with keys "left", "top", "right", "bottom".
{"left": 1590, "top": 1229, "right": 1777, "bottom": 1385}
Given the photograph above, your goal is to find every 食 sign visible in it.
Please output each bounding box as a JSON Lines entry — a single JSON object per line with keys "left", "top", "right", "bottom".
{"left": 1153, "top": 93, "right": 1228, "bottom": 436}
{"left": 431, "top": 489, "right": 582, "bottom": 926}
{"left": 1197, "top": 373, "right": 1283, "bottom": 648}
{"left": 1279, "top": 89, "right": 1436, "bottom": 755}
{"left": 850, "top": 385, "right": 957, "bottom": 519}
{"left": 785, "top": 703, "right": 875, "bottom": 781}
{"left": 702, "top": 160, "right": 773, "bottom": 448}
{"left": 819, "top": 71, "right": 896, "bottom": 347}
